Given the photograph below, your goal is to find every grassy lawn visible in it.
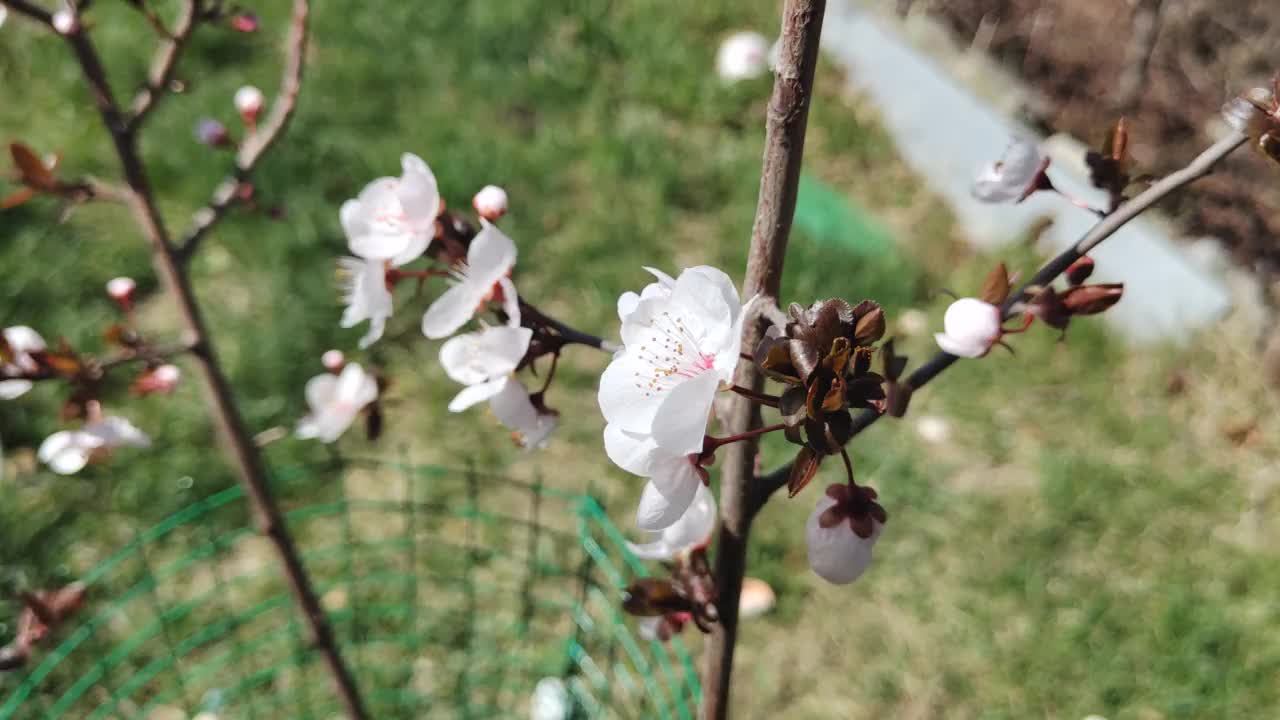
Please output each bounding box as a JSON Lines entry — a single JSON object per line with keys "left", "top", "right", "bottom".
{"left": 2, "top": 1, "right": 1279, "bottom": 718}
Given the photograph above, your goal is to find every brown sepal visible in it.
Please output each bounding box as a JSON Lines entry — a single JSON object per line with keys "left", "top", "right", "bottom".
{"left": 622, "top": 578, "right": 690, "bottom": 617}
{"left": 979, "top": 263, "right": 1011, "bottom": 305}
{"left": 1065, "top": 256, "right": 1095, "bottom": 286}
{"left": 10, "top": 142, "right": 58, "bottom": 192}
{"left": 786, "top": 447, "right": 821, "bottom": 497}
{"left": 1061, "top": 283, "right": 1124, "bottom": 315}
{"left": 1027, "top": 287, "right": 1071, "bottom": 330}
{"left": 853, "top": 305, "right": 886, "bottom": 345}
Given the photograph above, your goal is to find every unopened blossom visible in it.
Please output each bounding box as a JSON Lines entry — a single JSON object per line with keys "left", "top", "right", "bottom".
{"left": 51, "top": 10, "right": 78, "bottom": 35}
{"left": 38, "top": 416, "right": 151, "bottom": 475}
{"left": 972, "top": 139, "right": 1050, "bottom": 203}
{"left": 439, "top": 324, "right": 531, "bottom": 410}
{"left": 338, "top": 257, "right": 394, "bottom": 349}
{"left": 133, "top": 364, "right": 181, "bottom": 395}
{"left": 599, "top": 265, "right": 750, "bottom": 529}
{"left": 472, "top": 185, "right": 508, "bottom": 221}
{"left": 234, "top": 86, "right": 265, "bottom": 123}
{"left": 194, "top": 118, "right": 231, "bottom": 147}
{"left": 715, "top": 31, "right": 769, "bottom": 82}
{"left": 0, "top": 326, "right": 46, "bottom": 400}
{"left": 530, "top": 677, "right": 570, "bottom": 720}
{"left": 106, "top": 276, "right": 136, "bottom": 305}
{"left": 488, "top": 377, "right": 558, "bottom": 449}
{"left": 321, "top": 349, "right": 345, "bottom": 372}
{"left": 627, "top": 483, "right": 715, "bottom": 560}
{"left": 934, "top": 298, "right": 1002, "bottom": 358}
{"left": 421, "top": 220, "right": 520, "bottom": 339}
{"left": 296, "top": 363, "right": 378, "bottom": 443}
{"left": 805, "top": 490, "right": 884, "bottom": 585}
{"left": 341, "top": 153, "right": 440, "bottom": 266}
{"left": 229, "top": 12, "right": 259, "bottom": 33}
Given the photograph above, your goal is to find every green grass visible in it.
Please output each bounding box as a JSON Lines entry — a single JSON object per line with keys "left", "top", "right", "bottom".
{"left": 3, "top": 1, "right": 1280, "bottom": 719}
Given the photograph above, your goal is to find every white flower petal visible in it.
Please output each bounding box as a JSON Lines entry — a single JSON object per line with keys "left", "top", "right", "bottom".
{"left": 439, "top": 326, "right": 532, "bottom": 385}
{"left": 335, "top": 363, "right": 378, "bottom": 407}
{"left": 650, "top": 369, "right": 720, "bottom": 456}
{"left": 422, "top": 283, "right": 486, "bottom": 339}
{"left": 448, "top": 377, "right": 509, "bottom": 412}
{"left": 304, "top": 374, "right": 339, "bottom": 412}
{"left": 0, "top": 379, "right": 33, "bottom": 400}
{"left": 597, "top": 350, "right": 667, "bottom": 431}
{"left": 3, "top": 326, "right": 46, "bottom": 353}
{"left": 85, "top": 417, "right": 151, "bottom": 448}
{"left": 935, "top": 298, "right": 1001, "bottom": 358}
{"left": 39, "top": 432, "right": 93, "bottom": 475}
{"left": 603, "top": 423, "right": 660, "bottom": 477}
{"left": 498, "top": 275, "right": 521, "bottom": 327}
{"left": 627, "top": 483, "right": 715, "bottom": 560}
{"left": 396, "top": 153, "right": 441, "bottom": 227}
{"left": 465, "top": 220, "right": 518, "bottom": 289}
{"left": 617, "top": 291, "right": 642, "bottom": 322}
{"left": 635, "top": 476, "right": 699, "bottom": 531}
{"left": 805, "top": 495, "right": 883, "bottom": 585}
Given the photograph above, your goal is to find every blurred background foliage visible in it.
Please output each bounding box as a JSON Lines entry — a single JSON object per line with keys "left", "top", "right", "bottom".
{"left": 2, "top": 1, "right": 1279, "bottom": 718}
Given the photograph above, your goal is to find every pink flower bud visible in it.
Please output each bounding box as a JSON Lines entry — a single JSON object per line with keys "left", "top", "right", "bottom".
{"left": 106, "top": 277, "right": 136, "bottom": 307}
{"left": 194, "top": 118, "right": 231, "bottom": 147}
{"left": 234, "top": 86, "right": 265, "bottom": 124}
{"left": 934, "top": 298, "right": 1002, "bottom": 358}
{"left": 321, "top": 350, "right": 346, "bottom": 373}
{"left": 229, "top": 13, "right": 260, "bottom": 33}
{"left": 52, "top": 10, "right": 79, "bottom": 35}
{"left": 472, "top": 185, "right": 509, "bottom": 221}
{"left": 134, "top": 364, "right": 181, "bottom": 395}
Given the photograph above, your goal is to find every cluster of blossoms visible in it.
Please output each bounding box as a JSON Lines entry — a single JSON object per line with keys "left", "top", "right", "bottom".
{"left": 296, "top": 152, "right": 564, "bottom": 449}
{"left": 1, "top": 278, "right": 180, "bottom": 476}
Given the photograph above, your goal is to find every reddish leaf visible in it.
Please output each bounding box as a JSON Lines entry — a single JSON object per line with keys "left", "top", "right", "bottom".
{"left": 1061, "top": 284, "right": 1124, "bottom": 315}
{"left": 10, "top": 143, "right": 55, "bottom": 191}
{"left": 786, "top": 447, "right": 821, "bottom": 497}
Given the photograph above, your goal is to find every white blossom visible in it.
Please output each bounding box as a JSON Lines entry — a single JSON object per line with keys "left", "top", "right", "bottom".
{"left": 934, "top": 297, "right": 1002, "bottom": 358}
{"left": 0, "top": 326, "right": 46, "bottom": 400}
{"left": 106, "top": 276, "right": 136, "bottom": 303}
{"left": 488, "top": 377, "right": 557, "bottom": 450}
{"left": 341, "top": 153, "right": 440, "bottom": 266}
{"left": 715, "top": 31, "right": 769, "bottom": 82}
{"left": 234, "top": 85, "right": 265, "bottom": 121}
{"left": 439, "top": 325, "right": 531, "bottom": 411}
{"left": 338, "top": 257, "right": 394, "bottom": 349}
{"left": 296, "top": 363, "right": 378, "bottom": 443}
{"left": 599, "top": 265, "right": 749, "bottom": 529}
{"left": 38, "top": 416, "right": 151, "bottom": 475}
{"left": 972, "top": 139, "right": 1049, "bottom": 203}
{"left": 805, "top": 494, "right": 882, "bottom": 585}
{"left": 421, "top": 220, "right": 519, "bottom": 339}
{"left": 626, "top": 482, "right": 715, "bottom": 560}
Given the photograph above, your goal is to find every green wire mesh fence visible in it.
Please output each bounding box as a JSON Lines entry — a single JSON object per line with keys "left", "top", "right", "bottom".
{"left": 0, "top": 460, "right": 701, "bottom": 718}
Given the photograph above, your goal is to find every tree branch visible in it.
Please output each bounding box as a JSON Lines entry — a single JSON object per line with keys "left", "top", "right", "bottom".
{"left": 176, "top": 0, "right": 309, "bottom": 262}
{"left": 127, "top": 0, "right": 200, "bottom": 132}
{"left": 518, "top": 299, "right": 618, "bottom": 352}
{"left": 701, "top": 2, "right": 826, "bottom": 718}
{"left": 52, "top": 4, "right": 371, "bottom": 718}
{"left": 751, "top": 129, "right": 1251, "bottom": 511}
{"left": 0, "top": 0, "right": 53, "bottom": 27}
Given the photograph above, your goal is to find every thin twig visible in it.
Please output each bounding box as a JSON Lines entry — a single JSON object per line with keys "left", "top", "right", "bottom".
{"left": 701, "top": 2, "right": 826, "bottom": 718}
{"left": 49, "top": 4, "right": 371, "bottom": 718}
{"left": 0, "top": 0, "right": 53, "bottom": 26}
{"left": 176, "top": 0, "right": 309, "bottom": 262}
{"left": 751, "top": 129, "right": 1251, "bottom": 511}
{"left": 127, "top": 0, "right": 200, "bottom": 132}
{"left": 518, "top": 298, "right": 618, "bottom": 352}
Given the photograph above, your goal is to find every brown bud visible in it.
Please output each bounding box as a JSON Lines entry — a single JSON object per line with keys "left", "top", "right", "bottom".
{"left": 1026, "top": 287, "right": 1070, "bottom": 330}
{"left": 1065, "top": 256, "right": 1095, "bottom": 286}
{"left": 1061, "top": 283, "right": 1124, "bottom": 315}
{"left": 853, "top": 306, "right": 886, "bottom": 345}
{"left": 622, "top": 578, "right": 690, "bottom": 617}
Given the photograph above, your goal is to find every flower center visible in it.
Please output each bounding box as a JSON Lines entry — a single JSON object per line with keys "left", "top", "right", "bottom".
{"left": 630, "top": 311, "right": 716, "bottom": 398}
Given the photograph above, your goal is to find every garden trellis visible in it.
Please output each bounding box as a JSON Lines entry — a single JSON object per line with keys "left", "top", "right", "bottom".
{"left": 0, "top": 461, "right": 700, "bottom": 718}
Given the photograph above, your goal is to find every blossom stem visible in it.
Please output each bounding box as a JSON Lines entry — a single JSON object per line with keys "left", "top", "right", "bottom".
{"left": 839, "top": 446, "right": 855, "bottom": 486}
{"left": 387, "top": 268, "right": 449, "bottom": 284}
{"left": 518, "top": 298, "right": 618, "bottom": 353}
{"left": 703, "top": 423, "right": 787, "bottom": 452}
{"left": 1051, "top": 187, "right": 1107, "bottom": 217}
{"left": 729, "top": 384, "right": 780, "bottom": 408}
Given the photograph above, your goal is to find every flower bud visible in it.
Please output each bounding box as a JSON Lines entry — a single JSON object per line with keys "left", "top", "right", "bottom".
{"left": 106, "top": 277, "right": 136, "bottom": 307}
{"left": 52, "top": 10, "right": 79, "bottom": 35}
{"left": 934, "top": 298, "right": 1002, "bottom": 358}
{"left": 234, "top": 86, "right": 265, "bottom": 125}
{"left": 229, "top": 13, "right": 259, "bottom": 33}
{"left": 472, "top": 185, "right": 508, "bottom": 221}
{"left": 321, "top": 349, "right": 345, "bottom": 373}
{"left": 194, "top": 118, "right": 231, "bottom": 147}
{"left": 715, "top": 31, "right": 769, "bottom": 82}
{"left": 806, "top": 493, "right": 883, "bottom": 585}
{"left": 1065, "top": 255, "right": 1095, "bottom": 286}
{"left": 134, "top": 364, "right": 181, "bottom": 395}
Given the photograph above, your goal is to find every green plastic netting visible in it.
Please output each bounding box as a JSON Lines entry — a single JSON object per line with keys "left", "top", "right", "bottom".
{"left": 0, "top": 461, "right": 700, "bottom": 718}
